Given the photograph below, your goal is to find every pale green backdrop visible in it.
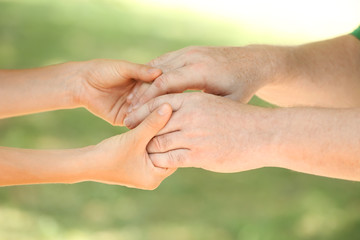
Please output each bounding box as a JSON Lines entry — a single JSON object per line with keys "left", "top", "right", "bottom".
{"left": 0, "top": 1, "right": 359, "bottom": 239}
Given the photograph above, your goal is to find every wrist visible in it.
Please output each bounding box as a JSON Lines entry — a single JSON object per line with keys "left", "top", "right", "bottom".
{"left": 78, "top": 139, "right": 117, "bottom": 183}
{"left": 263, "top": 107, "right": 318, "bottom": 170}
{"left": 67, "top": 59, "right": 110, "bottom": 109}
{"left": 57, "top": 61, "right": 90, "bottom": 109}
{"left": 68, "top": 144, "right": 99, "bottom": 183}
{"left": 42, "top": 61, "right": 89, "bottom": 110}
{"left": 261, "top": 45, "right": 295, "bottom": 87}
{"left": 244, "top": 45, "right": 296, "bottom": 89}
{"left": 232, "top": 105, "right": 283, "bottom": 170}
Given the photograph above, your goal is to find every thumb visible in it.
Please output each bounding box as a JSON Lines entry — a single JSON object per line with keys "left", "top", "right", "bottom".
{"left": 119, "top": 61, "right": 162, "bottom": 82}
{"left": 132, "top": 103, "right": 172, "bottom": 145}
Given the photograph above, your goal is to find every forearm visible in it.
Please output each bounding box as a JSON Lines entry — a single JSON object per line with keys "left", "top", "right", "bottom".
{"left": 0, "top": 62, "right": 82, "bottom": 118}
{"left": 256, "top": 34, "right": 360, "bottom": 108}
{"left": 267, "top": 107, "right": 360, "bottom": 181}
{"left": 0, "top": 146, "right": 96, "bottom": 186}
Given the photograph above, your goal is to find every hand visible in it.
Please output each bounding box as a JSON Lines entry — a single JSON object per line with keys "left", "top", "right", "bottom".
{"left": 88, "top": 103, "right": 176, "bottom": 190}
{"left": 124, "top": 92, "right": 277, "bottom": 173}
{"left": 128, "top": 45, "right": 287, "bottom": 109}
{"left": 74, "top": 59, "right": 162, "bottom": 125}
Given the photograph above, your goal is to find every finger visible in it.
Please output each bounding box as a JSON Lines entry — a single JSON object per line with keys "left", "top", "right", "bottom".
{"left": 116, "top": 61, "right": 162, "bottom": 82}
{"left": 148, "top": 48, "right": 188, "bottom": 67}
{"left": 135, "top": 66, "right": 204, "bottom": 107}
{"left": 131, "top": 103, "right": 172, "bottom": 145}
{"left": 129, "top": 62, "right": 187, "bottom": 108}
{"left": 126, "top": 82, "right": 142, "bottom": 104}
{"left": 152, "top": 55, "right": 187, "bottom": 73}
{"left": 128, "top": 66, "right": 183, "bottom": 108}
{"left": 114, "top": 101, "right": 131, "bottom": 126}
{"left": 124, "top": 94, "right": 184, "bottom": 129}
{"left": 127, "top": 82, "right": 151, "bottom": 112}
{"left": 149, "top": 149, "right": 191, "bottom": 168}
{"left": 226, "top": 91, "right": 254, "bottom": 104}
{"left": 149, "top": 46, "right": 203, "bottom": 70}
{"left": 147, "top": 131, "right": 187, "bottom": 153}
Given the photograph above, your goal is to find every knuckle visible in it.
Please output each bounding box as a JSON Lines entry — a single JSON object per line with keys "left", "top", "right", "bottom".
{"left": 154, "top": 75, "right": 169, "bottom": 90}
{"left": 153, "top": 135, "right": 170, "bottom": 152}
{"left": 148, "top": 58, "right": 157, "bottom": 67}
{"left": 190, "top": 91, "right": 203, "bottom": 101}
{"left": 148, "top": 57, "right": 162, "bottom": 67}
{"left": 168, "top": 151, "right": 186, "bottom": 167}
{"left": 185, "top": 46, "right": 201, "bottom": 57}
{"left": 89, "top": 58, "right": 105, "bottom": 65}
{"left": 183, "top": 46, "right": 194, "bottom": 52}
{"left": 190, "top": 62, "right": 207, "bottom": 72}
{"left": 149, "top": 52, "right": 169, "bottom": 67}
{"left": 185, "top": 45, "right": 199, "bottom": 51}
{"left": 147, "top": 95, "right": 169, "bottom": 113}
{"left": 148, "top": 98, "right": 159, "bottom": 113}
{"left": 152, "top": 137, "right": 163, "bottom": 152}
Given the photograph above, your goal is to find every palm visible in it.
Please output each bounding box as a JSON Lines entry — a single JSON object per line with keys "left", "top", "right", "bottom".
{"left": 88, "top": 82, "right": 135, "bottom": 125}
{"left": 79, "top": 59, "right": 161, "bottom": 125}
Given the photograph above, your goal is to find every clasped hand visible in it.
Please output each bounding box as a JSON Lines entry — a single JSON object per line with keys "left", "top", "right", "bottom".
{"left": 124, "top": 46, "right": 280, "bottom": 174}
{"left": 0, "top": 59, "right": 176, "bottom": 189}
{"left": 4, "top": 34, "right": 360, "bottom": 188}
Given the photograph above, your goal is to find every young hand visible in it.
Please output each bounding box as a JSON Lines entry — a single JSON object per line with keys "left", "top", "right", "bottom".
{"left": 0, "top": 59, "right": 161, "bottom": 123}
{"left": 74, "top": 59, "right": 162, "bottom": 125}
{"left": 88, "top": 103, "right": 176, "bottom": 189}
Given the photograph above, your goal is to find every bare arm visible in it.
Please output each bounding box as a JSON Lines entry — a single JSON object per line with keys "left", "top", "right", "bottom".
{"left": 0, "top": 146, "right": 93, "bottom": 186}
{"left": 270, "top": 106, "right": 360, "bottom": 180}
{"left": 0, "top": 63, "right": 78, "bottom": 119}
{"left": 257, "top": 34, "right": 360, "bottom": 107}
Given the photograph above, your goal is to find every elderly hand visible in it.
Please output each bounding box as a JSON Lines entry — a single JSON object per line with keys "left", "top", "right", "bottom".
{"left": 124, "top": 92, "right": 278, "bottom": 173}
{"left": 127, "top": 45, "right": 288, "bottom": 110}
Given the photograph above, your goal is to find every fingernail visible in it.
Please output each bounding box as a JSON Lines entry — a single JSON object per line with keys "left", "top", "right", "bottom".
{"left": 123, "top": 117, "right": 131, "bottom": 127}
{"left": 157, "top": 105, "right": 167, "bottom": 116}
{"left": 148, "top": 68, "right": 160, "bottom": 74}
{"left": 127, "top": 93, "right": 133, "bottom": 101}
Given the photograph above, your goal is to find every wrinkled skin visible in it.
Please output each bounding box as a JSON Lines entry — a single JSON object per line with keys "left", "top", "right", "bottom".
{"left": 125, "top": 92, "right": 277, "bottom": 173}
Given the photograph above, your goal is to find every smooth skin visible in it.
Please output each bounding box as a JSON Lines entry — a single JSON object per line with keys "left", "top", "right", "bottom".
{"left": 125, "top": 34, "right": 360, "bottom": 181}
{"left": 0, "top": 60, "right": 175, "bottom": 189}
{"left": 0, "top": 59, "right": 162, "bottom": 124}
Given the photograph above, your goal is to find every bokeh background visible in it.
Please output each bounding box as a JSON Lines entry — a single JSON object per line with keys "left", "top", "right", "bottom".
{"left": 0, "top": 0, "right": 359, "bottom": 239}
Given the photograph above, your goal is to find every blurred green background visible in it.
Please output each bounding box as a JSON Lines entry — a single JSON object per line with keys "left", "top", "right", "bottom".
{"left": 0, "top": 0, "right": 360, "bottom": 239}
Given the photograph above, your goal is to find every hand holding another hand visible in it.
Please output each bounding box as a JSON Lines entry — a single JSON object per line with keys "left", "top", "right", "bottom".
{"left": 88, "top": 103, "right": 176, "bottom": 190}
{"left": 125, "top": 92, "right": 278, "bottom": 173}
{"left": 73, "top": 59, "right": 162, "bottom": 125}
{"left": 128, "top": 46, "right": 287, "bottom": 110}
